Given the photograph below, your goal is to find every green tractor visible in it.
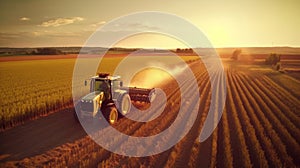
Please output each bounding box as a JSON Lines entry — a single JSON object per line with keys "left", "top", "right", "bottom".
{"left": 75, "top": 73, "right": 156, "bottom": 124}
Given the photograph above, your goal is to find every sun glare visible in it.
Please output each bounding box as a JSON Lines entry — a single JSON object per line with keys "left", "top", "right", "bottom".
{"left": 130, "top": 68, "right": 173, "bottom": 88}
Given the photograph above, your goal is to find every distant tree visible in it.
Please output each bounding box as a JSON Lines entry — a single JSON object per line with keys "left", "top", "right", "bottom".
{"left": 231, "top": 49, "right": 242, "bottom": 60}
{"left": 265, "top": 53, "right": 281, "bottom": 71}
{"left": 30, "top": 50, "right": 37, "bottom": 55}
{"left": 265, "top": 53, "right": 281, "bottom": 65}
{"left": 176, "top": 48, "right": 181, "bottom": 53}
{"left": 33, "top": 48, "right": 63, "bottom": 55}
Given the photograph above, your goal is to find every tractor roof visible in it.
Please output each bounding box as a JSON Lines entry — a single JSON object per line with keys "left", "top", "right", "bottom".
{"left": 92, "top": 73, "right": 121, "bottom": 80}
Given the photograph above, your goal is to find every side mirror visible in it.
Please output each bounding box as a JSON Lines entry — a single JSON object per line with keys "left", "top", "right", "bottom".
{"left": 84, "top": 80, "right": 87, "bottom": 86}
{"left": 120, "top": 81, "right": 123, "bottom": 87}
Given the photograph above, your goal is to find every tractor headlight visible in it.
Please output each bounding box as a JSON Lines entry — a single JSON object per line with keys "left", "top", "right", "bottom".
{"left": 89, "top": 100, "right": 93, "bottom": 103}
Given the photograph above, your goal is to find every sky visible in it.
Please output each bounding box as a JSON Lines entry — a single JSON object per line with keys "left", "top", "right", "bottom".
{"left": 0, "top": 0, "right": 299, "bottom": 48}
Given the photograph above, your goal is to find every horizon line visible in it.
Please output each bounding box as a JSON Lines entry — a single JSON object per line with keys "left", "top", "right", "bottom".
{"left": 1, "top": 46, "right": 300, "bottom": 49}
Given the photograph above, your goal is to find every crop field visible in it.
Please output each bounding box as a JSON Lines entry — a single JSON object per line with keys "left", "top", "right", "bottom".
{"left": 0, "top": 54, "right": 299, "bottom": 167}
{"left": 0, "top": 55, "right": 198, "bottom": 130}
{"left": 0, "top": 59, "right": 75, "bottom": 130}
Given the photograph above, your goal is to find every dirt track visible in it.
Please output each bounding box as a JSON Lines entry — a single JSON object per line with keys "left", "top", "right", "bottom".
{"left": 0, "top": 108, "right": 86, "bottom": 162}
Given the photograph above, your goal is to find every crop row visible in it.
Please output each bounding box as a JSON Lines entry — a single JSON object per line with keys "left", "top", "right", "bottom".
{"left": 231, "top": 70, "right": 283, "bottom": 167}
{"left": 229, "top": 70, "right": 268, "bottom": 167}
{"left": 238, "top": 72, "right": 300, "bottom": 166}
{"left": 225, "top": 70, "right": 252, "bottom": 167}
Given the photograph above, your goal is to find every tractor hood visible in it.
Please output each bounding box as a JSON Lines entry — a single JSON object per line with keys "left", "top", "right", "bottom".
{"left": 81, "top": 91, "right": 100, "bottom": 101}
{"left": 80, "top": 91, "right": 102, "bottom": 116}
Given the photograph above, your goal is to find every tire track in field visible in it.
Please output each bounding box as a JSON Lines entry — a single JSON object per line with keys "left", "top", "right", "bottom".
{"left": 165, "top": 80, "right": 211, "bottom": 168}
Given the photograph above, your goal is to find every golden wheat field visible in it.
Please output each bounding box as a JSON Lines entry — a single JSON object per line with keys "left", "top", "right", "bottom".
{"left": 0, "top": 54, "right": 299, "bottom": 167}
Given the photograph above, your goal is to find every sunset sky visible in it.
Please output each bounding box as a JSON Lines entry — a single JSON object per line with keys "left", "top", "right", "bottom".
{"left": 0, "top": 0, "right": 299, "bottom": 48}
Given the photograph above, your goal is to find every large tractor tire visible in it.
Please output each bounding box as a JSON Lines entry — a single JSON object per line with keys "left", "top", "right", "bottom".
{"left": 104, "top": 106, "right": 118, "bottom": 124}
{"left": 74, "top": 103, "right": 81, "bottom": 122}
{"left": 119, "top": 93, "right": 131, "bottom": 117}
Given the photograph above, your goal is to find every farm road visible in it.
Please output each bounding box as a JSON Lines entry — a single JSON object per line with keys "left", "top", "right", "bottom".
{"left": 0, "top": 108, "right": 86, "bottom": 162}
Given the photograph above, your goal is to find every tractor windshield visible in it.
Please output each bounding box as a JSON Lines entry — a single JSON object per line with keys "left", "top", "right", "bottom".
{"left": 94, "top": 80, "right": 102, "bottom": 92}
{"left": 94, "top": 80, "right": 108, "bottom": 92}
{"left": 93, "top": 79, "right": 111, "bottom": 99}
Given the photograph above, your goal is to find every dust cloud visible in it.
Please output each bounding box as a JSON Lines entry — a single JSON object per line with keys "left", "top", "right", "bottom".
{"left": 130, "top": 62, "right": 187, "bottom": 88}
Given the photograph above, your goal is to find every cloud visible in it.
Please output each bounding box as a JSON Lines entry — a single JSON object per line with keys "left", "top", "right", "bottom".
{"left": 39, "top": 17, "right": 84, "bottom": 27}
{"left": 0, "top": 31, "right": 47, "bottom": 39}
{"left": 0, "top": 30, "right": 90, "bottom": 47}
{"left": 20, "top": 17, "right": 30, "bottom": 21}
{"left": 81, "top": 21, "right": 106, "bottom": 32}
{"left": 91, "top": 21, "right": 106, "bottom": 27}
{"left": 99, "top": 22, "right": 161, "bottom": 32}
{"left": 0, "top": 30, "right": 85, "bottom": 41}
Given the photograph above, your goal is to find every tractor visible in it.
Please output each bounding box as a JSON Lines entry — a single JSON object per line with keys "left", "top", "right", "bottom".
{"left": 75, "top": 73, "right": 156, "bottom": 124}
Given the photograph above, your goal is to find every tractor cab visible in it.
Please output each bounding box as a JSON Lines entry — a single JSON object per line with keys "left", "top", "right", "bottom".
{"left": 87, "top": 73, "right": 123, "bottom": 101}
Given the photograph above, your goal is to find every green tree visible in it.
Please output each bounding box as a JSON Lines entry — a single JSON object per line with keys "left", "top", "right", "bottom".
{"left": 265, "top": 53, "right": 281, "bottom": 65}
{"left": 231, "top": 49, "right": 242, "bottom": 60}
{"left": 33, "top": 48, "right": 63, "bottom": 55}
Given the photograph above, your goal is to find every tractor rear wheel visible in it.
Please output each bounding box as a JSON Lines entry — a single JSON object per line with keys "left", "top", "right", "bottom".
{"left": 119, "top": 94, "right": 131, "bottom": 116}
{"left": 104, "top": 106, "right": 118, "bottom": 124}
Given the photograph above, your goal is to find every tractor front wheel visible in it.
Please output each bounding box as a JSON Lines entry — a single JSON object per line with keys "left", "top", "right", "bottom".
{"left": 104, "top": 106, "right": 118, "bottom": 124}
